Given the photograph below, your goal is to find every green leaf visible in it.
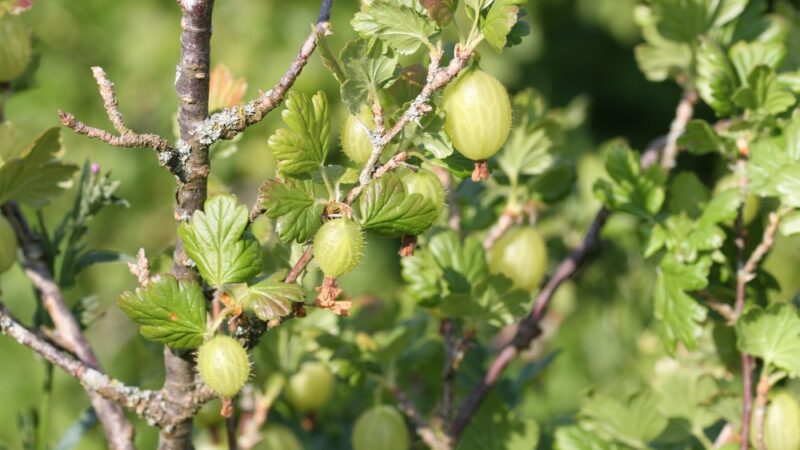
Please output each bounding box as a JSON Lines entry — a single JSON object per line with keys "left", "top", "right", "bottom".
{"left": 0, "top": 128, "right": 78, "bottom": 207}
{"left": 652, "top": 0, "right": 711, "bottom": 43}
{"left": 593, "top": 144, "right": 666, "bottom": 219}
{"left": 580, "top": 390, "right": 668, "bottom": 447}
{"left": 695, "top": 39, "right": 739, "bottom": 116}
{"left": 258, "top": 178, "right": 323, "bottom": 243}
{"left": 555, "top": 426, "right": 624, "bottom": 450}
{"left": 779, "top": 210, "right": 800, "bottom": 236}
{"left": 316, "top": 31, "right": 345, "bottom": 84}
{"left": 729, "top": 41, "right": 786, "bottom": 84}
{"left": 352, "top": 1, "right": 438, "bottom": 55}
{"left": 428, "top": 231, "right": 489, "bottom": 294}
{"left": 496, "top": 125, "right": 555, "bottom": 184}
{"left": 634, "top": 40, "right": 693, "bottom": 82}
{"left": 414, "top": 113, "right": 455, "bottom": 159}
{"left": 178, "top": 194, "right": 261, "bottom": 286}
{"left": 400, "top": 249, "right": 443, "bottom": 304}
{"left": 117, "top": 275, "right": 207, "bottom": 349}
{"left": 267, "top": 91, "right": 329, "bottom": 176}
{"left": 654, "top": 255, "right": 709, "bottom": 353}
{"left": 653, "top": 370, "right": 721, "bottom": 428}
{"left": 784, "top": 109, "right": 800, "bottom": 160}
{"left": 233, "top": 273, "right": 304, "bottom": 322}
{"left": 679, "top": 119, "right": 734, "bottom": 155}
{"left": 459, "top": 393, "right": 540, "bottom": 450}
{"left": 357, "top": 173, "right": 438, "bottom": 236}
{"left": 340, "top": 39, "right": 398, "bottom": 114}
{"left": 737, "top": 303, "right": 800, "bottom": 376}
{"left": 668, "top": 172, "right": 709, "bottom": 218}
{"left": 481, "top": 0, "right": 526, "bottom": 52}
{"left": 732, "top": 65, "right": 796, "bottom": 116}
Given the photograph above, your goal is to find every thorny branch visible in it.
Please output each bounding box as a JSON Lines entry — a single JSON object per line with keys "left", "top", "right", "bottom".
{"left": 193, "top": 0, "right": 333, "bottom": 145}
{"left": 58, "top": 67, "right": 182, "bottom": 179}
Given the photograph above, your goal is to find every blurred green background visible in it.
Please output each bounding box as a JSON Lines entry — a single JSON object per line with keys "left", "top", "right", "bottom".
{"left": 2, "top": 0, "right": 798, "bottom": 448}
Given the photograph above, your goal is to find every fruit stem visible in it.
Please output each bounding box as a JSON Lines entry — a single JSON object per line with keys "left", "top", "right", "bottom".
{"left": 471, "top": 160, "right": 490, "bottom": 182}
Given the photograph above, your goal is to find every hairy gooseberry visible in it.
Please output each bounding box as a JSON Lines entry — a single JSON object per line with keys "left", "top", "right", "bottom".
{"left": 285, "top": 361, "right": 335, "bottom": 413}
{"left": 402, "top": 169, "right": 446, "bottom": 216}
{"left": 352, "top": 405, "right": 410, "bottom": 450}
{"left": 751, "top": 391, "right": 800, "bottom": 450}
{"left": 196, "top": 335, "right": 251, "bottom": 398}
{"left": 442, "top": 67, "right": 511, "bottom": 161}
{"left": 341, "top": 107, "right": 375, "bottom": 164}
{"left": 0, "top": 215, "right": 18, "bottom": 274}
{"left": 0, "top": 14, "right": 31, "bottom": 81}
{"left": 488, "top": 227, "right": 548, "bottom": 292}
{"left": 313, "top": 218, "right": 364, "bottom": 277}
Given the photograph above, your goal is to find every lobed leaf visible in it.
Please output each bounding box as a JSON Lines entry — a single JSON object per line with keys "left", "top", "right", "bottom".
{"left": 267, "top": 91, "right": 329, "bottom": 176}
{"left": 357, "top": 173, "right": 438, "bottom": 236}
{"left": 117, "top": 275, "right": 207, "bottom": 349}
{"left": 258, "top": 178, "right": 323, "bottom": 244}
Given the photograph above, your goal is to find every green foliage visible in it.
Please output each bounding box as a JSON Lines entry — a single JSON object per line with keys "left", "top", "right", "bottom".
{"left": 178, "top": 194, "right": 261, "bottom": 286}
{"left": 352, "top": 1, "right": 438, "bottom": 55}
{"left": 267, "top": 91, "right": 330, "bottom": 176}
{"left": 231, "top": 272, "right": 305, "bottom": 322}
{"left": 117, "top": 275, "right": 207, "bottom": 349}
{"left": 737, "top": 303, "right": 800, "bottom": 376}
{"left": 593, "top": 144, "right": 666, "bottom": 219}
{"left": 0, "top": 128, "right": 78, "bottom": 207}
{"left": 357, "top": 173, "right": 438, "bottom": 237}
{"left": 258, "top": 178, "right": 323, "bottom": 244}
{"left": 339, "top": 39, "right": 398, "bottom": 114}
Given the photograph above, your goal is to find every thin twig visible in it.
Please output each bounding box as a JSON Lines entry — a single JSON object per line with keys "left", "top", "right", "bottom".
{"left": 0, "top": 304, "right": 166, "bottom": 425}
{"left": 741, "top": 211, "right": 780, "bottom": 281}
{"left": 391, "top": 386, "right": 452, "bottom": 450}
{"left": 195, "top": 0, "right": 333, "bottom": 144}
{"left": 58, "top": 67, "right": 180, "bottom": 179}
{"left": 1, "top": 204, "right": 135, "bottom": 450}
{"left": 483, "top": 208, "right": 521, "bottom": 250}
{"left": 753, "top": 371, "right": 770, "bottom": 450}
{"left": 660, "top": 90, "right": 698, "bottom": 168}
{"left": 450, "top": 135, "right": 670, "bottom": 440}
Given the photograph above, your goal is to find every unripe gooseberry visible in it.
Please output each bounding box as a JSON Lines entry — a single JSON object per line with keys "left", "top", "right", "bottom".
{"left": 196, "top": 335, "right": 251, "bottom": 398}
{"left": 0, "top": 14, "right": 31, "bottom": 81}
{"left": 341, "top": 107, "right": 375, "bottom": 164}
{"left": 313, "top": 218, "right": 364, "bottom": 277}
{"left": 255, "top": 424, "right": 304, "bottom": 450}
{"left": 352, "top": 405, "right": 410, "bottom": 450}
{"left": 751, "top": 391, "right": 800, "bottom": 450}
{"left": 402, "top": 169, "right": 446, "bottom": 216}
{"left": 442, "top": 67, "right": 512, "bottom": 161}
{"left": 285, "top": 361, "right": 335, "bottom": 413}
{"left": 488, "top": 227, "right": 547, "bottom": 292}
{"left": 0, "top": 215, "right": 18, "bottom": 274}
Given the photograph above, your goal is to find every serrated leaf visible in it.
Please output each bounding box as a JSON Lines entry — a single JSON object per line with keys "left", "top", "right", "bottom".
{"left": 414, "top": 113, "right": 454, "bottom": 159}
{"left": 352, "top": 1, "right": 438, "bottom": 55}
{"left": 0, "top": 128, "right": 78, "bottom": 207}
{"left": 653, "top": 371, "right": 720, "bottom": 428}
{"left": 555, "top": 426, "right": 624, "bottom": 450}
{"left": 428, "top": 230, "right": 489, "bottom": 294}
{"left": 401, "top": 249, "right": 443, "bottom": 304}
{"left": 696, "top": 39, "right": 739, "bottom": 116}
{"left": 732, "top": 65, "right": 796, "bottom": 116}
{"left": 654, "top": 255, "right": 709, "bottom": 353}
{"left": 481, "top": 0, "right": 526, "bottom": 52}
{"left": 679, "top": 119, "right": 734, "bottom": 155}
{"left": 580, "top": 390, "right": 668, "bottom": 447}
{"left": 234, "top": 273, "right": 304, "bottom": 322}
{"left": 340, "top": 39, "right": 398, "bottom": 114}
{"left": 780, "top": 210, "right": 800, "bottom": 236}
{"left": 178, "top": 194, "right": 261, "bottom": 286}
{"left": 729, "top": 41, "right": 786, "bottom": 84}
{"left": 316, "top": 31, "right": 345, "bottom": 84}
{"left": 593, "top": 144, "right": 666, "bottom": 219}
{"left": 357, "top": 173, "right": 438, "bottom": 236}
{"left": 496, "top": 125, "right": 555, "bottom": 184}
{"left": 259, "top": 178, "right": 323, "bottom": 243}
{"left": 652, "top": 0, "right": 711, "bottom": 43}
{"left": 117, "top": 275, "right": 207, "bottom": 349}
{"left": 737, "top": 303, "right": 800, "bottom": 376}
{"left": 634, "top": 40, "right": 693, "bottom": 82}
{"left": 267, "top": 91, "right": 329, "bottom": 176}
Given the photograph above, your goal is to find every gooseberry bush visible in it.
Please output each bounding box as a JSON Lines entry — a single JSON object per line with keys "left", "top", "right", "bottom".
{"left": 2, "top": 0, "right": 800, "bottom": 449}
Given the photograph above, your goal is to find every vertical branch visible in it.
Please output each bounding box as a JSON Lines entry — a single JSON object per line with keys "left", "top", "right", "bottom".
{"left": 660, "top": 90, "right": 698, "bottom": 169}
{"left": 753, "top": 371, "right": 771, "bottom": 450}
{"left": 160, "top": 1, "right": 214, "bottom": 449}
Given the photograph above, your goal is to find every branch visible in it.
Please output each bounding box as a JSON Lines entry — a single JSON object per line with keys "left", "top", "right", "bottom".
{"left": 194, "top": 0, "right": 333, "bottom": 145}
{"left": 450, "top": 136, "right": 669, "bottom": 440}
{"left": 0, "top": 304, "right": 167, "bottom": 425}
{"left": 58, "top": 67, "right": 183, "bottom": 180}
{"left": 391, "top": 386, "right": 452, "bottom": 450}
{"left": 741, "top": 211, "right": 780, "bottom": 282}
{"left": 161, "top": 0, "right": 215, "bottom": 448}
{"left": 753, "top": 372, "right": 771, "bottom": 450}
{"left": 660, "top": 90, "right": 698, "bottom": 168}
{"left": 1, "top": 204, "right": 135, "bottom": 450}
